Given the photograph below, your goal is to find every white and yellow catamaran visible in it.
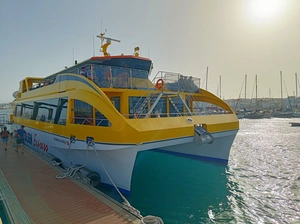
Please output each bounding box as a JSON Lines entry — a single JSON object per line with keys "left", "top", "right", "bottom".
{"left": 11, "top": 33, "right": 239, "bottom": 193}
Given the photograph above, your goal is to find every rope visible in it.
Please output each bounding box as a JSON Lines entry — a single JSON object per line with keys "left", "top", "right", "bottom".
{"left": 141, "top": 215, "right": 164, "bottom": 224}
{"left": 56, "top": 140, "right": 90, "bottom": 180}
{"left": 52, "top": 136, "right": 76, "bottom": 166}
{"left": 92, "top": 144, "right": 142, "bottom": 219}
{"left": 54, "top": 137, "right": 164, "bottom": 223}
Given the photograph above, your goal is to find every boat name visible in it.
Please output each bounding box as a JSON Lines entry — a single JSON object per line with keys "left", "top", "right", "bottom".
{"left": 54, "top": 137, "right": 69, "bottom": 145}
{"left": 25, "top": 133, "right": 32, "bottom": 145}
{"left": 34, "top": 134, "right": 48, "bottom": 152}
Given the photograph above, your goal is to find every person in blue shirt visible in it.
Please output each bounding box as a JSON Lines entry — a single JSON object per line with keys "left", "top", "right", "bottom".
{"left": 16, "top": 125, "right": 26, "bottom": 154}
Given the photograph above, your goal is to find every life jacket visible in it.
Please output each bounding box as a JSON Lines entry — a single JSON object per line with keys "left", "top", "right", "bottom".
{"left": 1, "top": 130, "right": 8, "bottom": 138}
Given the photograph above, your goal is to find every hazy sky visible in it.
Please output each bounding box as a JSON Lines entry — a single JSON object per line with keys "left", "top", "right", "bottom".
{"left": 1, "top": 0, "right": 300, "bottom": 103}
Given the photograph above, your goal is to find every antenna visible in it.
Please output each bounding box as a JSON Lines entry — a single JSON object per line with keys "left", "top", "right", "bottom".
{"left": 93, "top": 35, "right": 95, "bottom": 56}
{"left": 72, "top": 48, "right": 74, "bottom": 65}
{"left": 96, "top": 31, "right": 120, "bottom": 56}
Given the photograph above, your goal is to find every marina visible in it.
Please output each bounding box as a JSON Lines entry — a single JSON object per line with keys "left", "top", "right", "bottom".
{"left": 2, "top": 1, "right": 300, "bottom": 223}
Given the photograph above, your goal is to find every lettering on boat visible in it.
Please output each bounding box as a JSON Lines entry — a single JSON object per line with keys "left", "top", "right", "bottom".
{"left": 25, "top": 132, "right": 32, "bottom": 145}
{"left": 54, "top": 137, "right": 69, "bottom": 145}
{"left": 34, "top": 134, "right": 48, "bottom": 152}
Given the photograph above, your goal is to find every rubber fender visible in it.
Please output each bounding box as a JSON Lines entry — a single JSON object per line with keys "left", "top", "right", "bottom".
{"left": 86, "top": 172, "right": 101, "bottom": 188}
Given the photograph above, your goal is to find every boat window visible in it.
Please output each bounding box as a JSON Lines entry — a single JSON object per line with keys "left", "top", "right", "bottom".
{"left": 21, "top": 102, "right": 34, "bottom": 119}
{"left": 15, "top": 104, "right": 22, "bottom": 117}
{"left": 112, "top": 67, "right": 130, "bottom": 88}
{"left": 95, "top": 110, "right": 111, "bottom": 127}
{"left": 93, "top": 65, "right": 112, "bottom": 88}
{"left": 131, "top": 70, "right": 149, "bottom": 89}
{"left": 91, "top": 65, "right": 149, "bottom": 90}
{"left": 193, "top": 102, "right": 228, "bottom": 115}
{"left": 54, "top": 98, "right": 68, "bottom": 125}
{"left": 73, "top": 100, "right": 94, "bottom": 125}
{"left": 129, "top": 96, "right": 147, "bottom": 118}
{"left": 110, "top": 97, "right": 120, "bottom": 112}
{"left": 169, "top": 97, "right": 184, "bottom": 117}
{"left": 34, "top": 99, "right": 58, "bottom": 123}
{"left": 151, "top": 98, "right": 167, "bottom": 117}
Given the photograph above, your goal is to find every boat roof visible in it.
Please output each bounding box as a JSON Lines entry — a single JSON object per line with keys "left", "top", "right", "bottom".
{"left": 45, "top": 55, "right": 152, "bottom": 81}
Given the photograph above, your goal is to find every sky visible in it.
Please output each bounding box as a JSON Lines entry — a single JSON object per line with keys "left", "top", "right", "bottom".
{"left": 1, "top": 0, "right": 300, "bottom": 103}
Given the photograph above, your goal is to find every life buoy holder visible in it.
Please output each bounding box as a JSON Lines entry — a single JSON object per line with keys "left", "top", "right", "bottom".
{"left": 155, "top": 78, "right": 164, "bottom": 90}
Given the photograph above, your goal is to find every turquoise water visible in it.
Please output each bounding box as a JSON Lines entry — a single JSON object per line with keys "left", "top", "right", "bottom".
{"left": 0, "top": 201, "right": 10, "bottom": 224}
{"left": 99, "top": 118, "right": 300, "bottom": 223}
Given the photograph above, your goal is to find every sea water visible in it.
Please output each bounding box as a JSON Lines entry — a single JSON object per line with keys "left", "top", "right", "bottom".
{"left": 99, "top": 118, "right": 300, "bottom": 224}
{"left": 0, "top": 201, "right": 10, "bottom": 224}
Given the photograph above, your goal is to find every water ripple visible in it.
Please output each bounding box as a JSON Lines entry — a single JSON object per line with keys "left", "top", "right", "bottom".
{"left": 227, "top": 118, "right": 300, "bottom": 223}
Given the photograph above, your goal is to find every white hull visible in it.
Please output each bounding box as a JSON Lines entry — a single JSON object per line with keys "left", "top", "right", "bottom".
{"left": 23, "top": 127, "right": 238, "bottom": 193}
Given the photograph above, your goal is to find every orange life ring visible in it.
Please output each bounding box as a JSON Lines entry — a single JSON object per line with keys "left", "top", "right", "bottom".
{"left": 155, "top": 78, "right": 164, "bottom": 90}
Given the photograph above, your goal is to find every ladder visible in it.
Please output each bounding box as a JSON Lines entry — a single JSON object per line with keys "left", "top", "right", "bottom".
{"left": 167, "top": 95, "right": 181, "bottom": 116}
{"left": 135, "top": 92, "right": 155, "bottom": 117}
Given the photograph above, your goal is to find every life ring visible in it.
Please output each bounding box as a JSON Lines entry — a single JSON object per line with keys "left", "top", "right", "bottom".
{"left": 155, "top": 78, "right": 164, "bottom": 90}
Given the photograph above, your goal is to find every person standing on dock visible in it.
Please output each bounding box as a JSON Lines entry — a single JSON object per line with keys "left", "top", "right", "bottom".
{"left": 1, "top": 127, "right": 10, "bottom": 151}
{"left": 16, "top": 125, "right": 26, "bottom": 154}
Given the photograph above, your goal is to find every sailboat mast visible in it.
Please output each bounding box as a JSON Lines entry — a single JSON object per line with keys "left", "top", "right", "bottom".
{"left": 255, "top": 74, "right": 258, "bottom": 110}
{"left": 219, "top": 76, "right": 222, "bottom": 98}
{"left": 269, "top": 88, "right": 272, "bottom": 109}
{"left": 206, "top": 66, "right": 208, "bottom": 90}
{"left": 244, "top": 74, "right": 247, "bottom": 109}
{"left": 280, "top": 71, "right": 283, "bottom": 108}
{"left": 296, "top": 73, "right": 298, "bottom": 99}
{"left": 296, "top": 73, "right": 298, "bottom": 109}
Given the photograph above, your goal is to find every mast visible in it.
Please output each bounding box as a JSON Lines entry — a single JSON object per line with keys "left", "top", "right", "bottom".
{"left": 205, "top": 66, "right": 208, "bottom": 90}
{"left": 245, "top": 74, "right": 247, "bottom": 109}
{"left": 96, "top": 32, "right": 121, "bottom": 56}
{"left": 244, "top": 74, "right": 247, "bottom": 99}
{"left": 255, "top": 74, "right": 258, "bottom": 111}
{"left": 269, "top": 88, "right": 272, "bottom": 109}
{"left": 296, "top": 73, "right": 298, "bottom": 99}
{"left": 280, "top": 71, "right": 283, "bottom": 108}
{"left": 219, "top": 75, "right": 222, "bottom": 98}
{"left": 296, "top": 73, "right": 298, "bottom": 109}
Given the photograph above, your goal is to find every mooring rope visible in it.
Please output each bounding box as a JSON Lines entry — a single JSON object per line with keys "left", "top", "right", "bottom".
{"left": 141, "top": 215, "right": 164, "bottom": 224}
{"left": 55, "top": 139, "right": 90, "bottom": 180}
{"left": 91, "top": 144, "right": 164, "bottom": 223}
{"left": 52, "top": 136, "right": 76, "bottom": 166}
{"left": 53, "top": 136, "right": 164, "bottom": 223}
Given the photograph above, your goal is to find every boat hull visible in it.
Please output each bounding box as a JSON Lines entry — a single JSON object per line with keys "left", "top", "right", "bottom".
{"left": 23, "top": 126, "right": 238, "bottom": 193}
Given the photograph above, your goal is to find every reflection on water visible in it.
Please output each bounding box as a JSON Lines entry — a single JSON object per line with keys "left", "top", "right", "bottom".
{"left": 228, "top": 118, "right": 300, "bottom": 223}
{"left": 99, "top": 118, "right": 300, "bottom": 224}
